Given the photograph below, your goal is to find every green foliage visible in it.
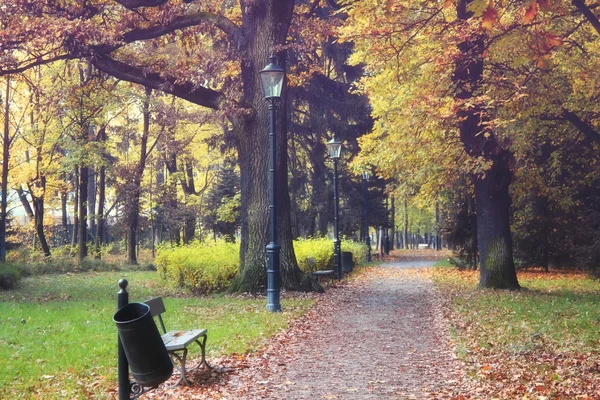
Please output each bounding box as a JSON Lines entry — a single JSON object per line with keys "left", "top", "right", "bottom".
{"left": 156, "top": 241, "right": 239, "bottom": 294}
{"left": 0, "top": 271, "right": 315, "bottom": 399}
{"left": 0, "top": 263, "right": 20, "bottom": 290}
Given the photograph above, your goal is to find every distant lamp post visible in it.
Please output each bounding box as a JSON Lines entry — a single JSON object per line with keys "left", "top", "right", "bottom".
{"left": 260, "top": 55, "right": 285, "bottom": 312}
{"left": 327, "top": 136, "right": 343, "bottom": 280}
{"left": 361, "top": 172, "right": 372, "bottom": 262}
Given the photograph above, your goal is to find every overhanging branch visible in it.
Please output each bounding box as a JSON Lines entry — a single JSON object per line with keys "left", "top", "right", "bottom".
{"left": 114, "top": 0, "right": 169, "bottom": 9}
{"left": 572, "top": 0, "right": 600, "bottom": 36}
{"left": 122, "top": 12, "right": 242, "bottom": 44}
{"left": 92, "top": 55, "right": 224, "bottom": 110}
{"left": 562, "top": 108, "right": 600, "bottom": 144}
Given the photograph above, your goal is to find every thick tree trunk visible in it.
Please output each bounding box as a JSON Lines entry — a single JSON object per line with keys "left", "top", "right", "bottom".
{"left": 455, "top": 0, "right": 519, "bottom": 289}
{"left": 233, "top": 1, "right": 313, "bottom": 293}
{"left": 0, "top": 77, "right": 10, "bottom": 262}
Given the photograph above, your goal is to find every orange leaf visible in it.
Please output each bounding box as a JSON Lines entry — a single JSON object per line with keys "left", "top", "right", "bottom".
{"left": 481, "top": 2, "right": 499, "bottom": 30}
{"left": 524, "top": 0, "right": 538, "bottom": 23}
{"left": 443, "top": 0, "right": 455, "bottom": 9}
{"left": 545, "top": 33, "right": 563, "bottom": 47}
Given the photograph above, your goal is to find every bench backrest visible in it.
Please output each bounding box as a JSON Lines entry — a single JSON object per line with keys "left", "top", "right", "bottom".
{"left": 145, "top": 297, "right": 167, "bottom": 334}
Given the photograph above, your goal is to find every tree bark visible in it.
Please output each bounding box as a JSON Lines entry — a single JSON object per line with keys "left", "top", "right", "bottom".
{"left": 455, "top": 0, "right": 519, "bottom": 289}
{"left": 232, "top": 1, "right": 312, "bottom": 293}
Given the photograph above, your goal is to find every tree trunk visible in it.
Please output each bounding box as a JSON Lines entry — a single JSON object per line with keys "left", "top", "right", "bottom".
{"left": 31, "top": 181, "right": 50, "bottom": 257}
{"left": 95, "top": 164, "right": 106, "bottom": 259}
{"left": 78, "top": 164, "right": 88, "bottom": 261}
{"left": 0, "top": 77, "right": 10, "bottom": 262}
{"left": 128, "top": 87, "right": 152, "bottom": 264}
{"left": 87, "top": 167, "right": 96, "bottom": 240}
{"left": 232, "top": 1, "right": 312, "bottom": 293}
{"left": 403, "top": 199, "right": 408, "bottom": 250}
{"left": 390, "top": 196, "right": 395, "bottom": 251}
{"left": 71, "top": 168, "right": 79, "bottom": 253}
{"left": 455, "top": 0, "right": 519, "bottom": 289}
{"left": 183, "top": 160, "right": 196, "bottom": 243}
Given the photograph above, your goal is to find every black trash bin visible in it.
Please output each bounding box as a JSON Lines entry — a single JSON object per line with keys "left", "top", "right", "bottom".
{"left": 342, "top": 251, "right": 354, "bottom": 273}
{"left": 113, "top": 302, "right": 173, "bottom": 387}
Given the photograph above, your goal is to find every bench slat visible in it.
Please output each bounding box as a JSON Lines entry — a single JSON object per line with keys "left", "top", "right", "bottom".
{"left": 162, "top": 329, "right": 207, "bottom": 351}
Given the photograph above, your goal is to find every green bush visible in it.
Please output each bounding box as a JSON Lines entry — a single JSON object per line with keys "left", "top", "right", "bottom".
{"left": 156, "top": 241, "right": 239, "bottom": 294}
{"left": 294, "top": 237, "right": 368, "bottom": 272}
{"left": 0, "top": 263, "right": 20, "bottom": 290}
{"left": 342, "top": 239, "right": 368, "bottom": 265}
{"left": 294, "top": 237, "right": 334, "bottom": 272}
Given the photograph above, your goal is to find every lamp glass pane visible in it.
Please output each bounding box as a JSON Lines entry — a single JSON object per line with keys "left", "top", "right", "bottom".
{"left": 261, "top": 71, "right": 284, "bottom": 98}
{"left": 362, "top": 172, "right": 370, "bottom": 180}
{"left": 327, "top": 140, "right": 342, "bottom": 159}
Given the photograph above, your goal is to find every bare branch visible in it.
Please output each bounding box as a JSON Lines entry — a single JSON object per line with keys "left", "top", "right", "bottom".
{"left": 0, "top": 54, "right": 72, "bottom": 76}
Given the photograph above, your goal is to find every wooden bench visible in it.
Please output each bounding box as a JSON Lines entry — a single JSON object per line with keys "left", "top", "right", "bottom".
{"left": 307, "top": 257, "right": 334, "bottom": 286}
{"left": 145, "top": 297, "right": 210, "bottom": 388}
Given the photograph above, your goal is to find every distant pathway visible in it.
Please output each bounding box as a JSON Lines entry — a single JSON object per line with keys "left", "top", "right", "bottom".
{"left": 152, "top": 257, "right": 465, "bottom": 399}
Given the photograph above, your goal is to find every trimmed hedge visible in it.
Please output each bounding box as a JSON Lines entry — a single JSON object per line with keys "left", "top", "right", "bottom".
{"left": 156, "top": 241, "right": 239, "bottom": 294}
{"left": 0, "top": 263, "right": 21, "bottom": 290}
{"left": 156, "top": 238, "right": 370, "bottom": 293}
{"left": 294, "top": 237, "right": 369, "bottom": 272}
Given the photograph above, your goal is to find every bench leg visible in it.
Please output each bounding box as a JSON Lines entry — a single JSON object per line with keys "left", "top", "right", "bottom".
{"left": 194, "top": 335, "right": 211, "bottom": 369}
{"left": 167, "top": 349, "right": 191, "bottom": 388}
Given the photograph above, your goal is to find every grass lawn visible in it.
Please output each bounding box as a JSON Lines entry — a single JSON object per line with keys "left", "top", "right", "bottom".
{"left": 0, "top": 271, "right": 315, "bottom": 399}
{"left": 431, "top": 264, "right": 600, "bottom": 397}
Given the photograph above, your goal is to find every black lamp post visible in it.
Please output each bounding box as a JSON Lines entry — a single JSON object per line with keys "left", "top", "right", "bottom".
{"left": 327, "top": 137, "right": 343, "bottom": 280}
{"left": 260, "top": 55, "right": 285, "bottom": 312}
{"left": 362, "top": 172, "right": 372, "bottom": 262}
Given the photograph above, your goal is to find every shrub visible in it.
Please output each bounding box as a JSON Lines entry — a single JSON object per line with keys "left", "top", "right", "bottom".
{"left": 0, "top": 263, "right": 21, "bottom": 290}
{"left": 342, "top": 239, "right": 368, "bottom": 265}
{"left": 156, "top": 241, "right": 239, "bottom": 294}
{"left": 294, "top": 238, "right": 334, "bottom": 272}
{"left": 294, "top": 237, "right": 368, "bottom": 272}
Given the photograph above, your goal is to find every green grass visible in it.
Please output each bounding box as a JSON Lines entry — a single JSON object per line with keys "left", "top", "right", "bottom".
{"left": 432, "top": 268, "right": 600, "bottom": 354}
{"left": 0, "top": 271, "right": 315, "bottom": 399}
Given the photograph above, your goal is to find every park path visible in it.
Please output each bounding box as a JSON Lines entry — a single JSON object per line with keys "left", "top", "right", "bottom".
{"left": 151, "top": 257, "right": 466, "bottom": 399}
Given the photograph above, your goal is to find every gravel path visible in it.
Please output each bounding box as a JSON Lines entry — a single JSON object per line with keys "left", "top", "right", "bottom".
{"left": 229, "top": 261, "right": 464, "bottom": 399}
{"left": 151, "top": 259, "right": 465, "bottom": 399}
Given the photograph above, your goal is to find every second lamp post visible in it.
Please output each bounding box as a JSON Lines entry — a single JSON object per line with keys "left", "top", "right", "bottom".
{"left": 327, "top": 137, "right": 343, "bottom": 280}
{"left": 260, "top": 55, "right": 285, "bottom": 312}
